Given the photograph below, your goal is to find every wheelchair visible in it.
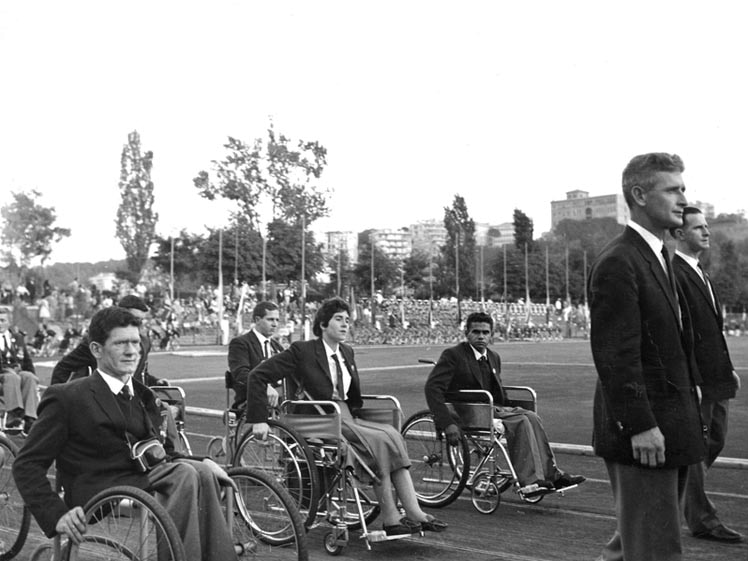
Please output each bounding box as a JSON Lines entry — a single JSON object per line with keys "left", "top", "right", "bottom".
{"left": 0, "top": 433, "right": 30, "bottom": 560}
{"left": 149, "top": 386, "right": 192, "bottom": 455}
{"left": 402, "top": 387, "right": 580, "bottom": 514}
{"left": 234, "top": 393, "right": 424, "bottom": 555}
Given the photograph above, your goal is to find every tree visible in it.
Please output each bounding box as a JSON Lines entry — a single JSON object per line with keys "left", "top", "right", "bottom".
{"left": 1, "top": 190, "right": 70, "bottom": 277}
{"left": 513, "top": 209, "right": 534, "bottom": 251}
{"left": 265, "top": 219, "right": 325, "bottom": 284}
{"left": 116, "top": 131, "right": 158, "bottom": 283}
{"left": 712, "top": 239, "right": 741, "bottom": 309}
{"left": 353, "top": 232, "right": 399, "bottom": 296}
{"left": 442, "top": 195, "right": 476, "bottom": 298}
{"left": 194, "top": 121, "right": 330, "bottom": 231}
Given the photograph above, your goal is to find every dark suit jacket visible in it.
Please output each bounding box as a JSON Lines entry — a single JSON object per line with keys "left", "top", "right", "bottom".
{"left": 227, "top": 330, "right": 284, "bottom": 409}
{"left": 588, "top": 227, "right": 704, "bottom": 468}
{"left": 425, "top": 342, "right": 505, "bottom": 431}
{"left": 245, "top": 339, "right": 363, "bottom": 423}
{"left": 0, "top": 330, "right": 34, "bottom": 373}
{"left": 13, "top": 372, "right": 179, "bottom": 537}
{"left": 50, "top": 334, "right": 159, "bottom": 386}
{"left": 673, "top": 254, "right": 737, "bottom": 401}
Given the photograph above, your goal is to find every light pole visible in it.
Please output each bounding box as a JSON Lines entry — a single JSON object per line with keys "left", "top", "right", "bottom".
{"left": 261, "top": 236, "right": 267, "bottom": 300}
{"left": 169, "top": 234, "right": 175, "bottom": 303}
{"left": 300, "top": 213, "right": 306, "bottom": 340}
{"left": 455, "top": 224, "right": 461, "bottom": 326}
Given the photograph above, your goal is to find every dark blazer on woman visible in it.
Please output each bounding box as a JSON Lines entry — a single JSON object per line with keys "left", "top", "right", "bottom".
{"left": 425, "top": 342, "right": 505, "bottom": 431}
{"left": 672, "top": 254, "right": 737, "bottom": 401}
{"left": 246, "top": 339, "right": 363, "bottom": 423}
{"left": 588, "top": 227, "right": 705, "bottom": 468}
{"left": 13, "top": 372, "right": 176, "bottom": 536}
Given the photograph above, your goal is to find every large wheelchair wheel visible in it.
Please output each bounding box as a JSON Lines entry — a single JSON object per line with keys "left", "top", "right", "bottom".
{"left": 0, "top": 435, "right": 31, "bottom": 560}
{"left": 66, "top": 485, "right": 185, "bottom": 561}
{"left": 401, "top": 410, "right": 470, "bottom": 508}
{"left": 225, "top": 467, "right": 308, "bottom": 561}
{"left": 234, "top": 420, "right": 319, "bottom": 528}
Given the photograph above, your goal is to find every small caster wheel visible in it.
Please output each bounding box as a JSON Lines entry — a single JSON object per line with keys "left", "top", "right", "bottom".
{"left": 324, "top": 531, "right": 345, "bottom": 555}
{"left": 471, "top": 473, "right": 500, "bottom": 514}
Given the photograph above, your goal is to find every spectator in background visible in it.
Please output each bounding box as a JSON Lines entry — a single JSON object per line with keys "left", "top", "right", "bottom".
{"left": 0, "top": 307, "right": 40, "bottom": 434}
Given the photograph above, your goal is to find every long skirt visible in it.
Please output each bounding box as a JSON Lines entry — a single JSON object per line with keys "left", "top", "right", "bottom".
{"left": 337, "top": 401, "right": 410, "bottom": 482}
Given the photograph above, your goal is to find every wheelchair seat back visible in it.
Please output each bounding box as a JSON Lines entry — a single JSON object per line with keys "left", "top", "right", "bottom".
{"left": 150, "top": 386, "right": 187, "bottom": 424}
{"left": 280, "top": 400, "right": 342, "bottom": 443}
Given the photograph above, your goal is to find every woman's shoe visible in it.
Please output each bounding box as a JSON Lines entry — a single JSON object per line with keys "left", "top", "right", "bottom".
{"left": 384, "top": 517, "right": 422, "bottom": 536}
{"left": 420, "top": 515, "right": 448, "bottom": 532}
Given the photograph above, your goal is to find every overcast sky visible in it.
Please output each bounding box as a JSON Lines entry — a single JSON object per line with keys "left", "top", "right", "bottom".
{"left": 2, "top": 1, "right": 747, "bottom": 264}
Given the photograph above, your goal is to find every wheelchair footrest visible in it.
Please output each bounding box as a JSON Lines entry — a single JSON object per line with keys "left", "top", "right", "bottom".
{"left": 365, "top": 530, "right": 421, "bottom": 543}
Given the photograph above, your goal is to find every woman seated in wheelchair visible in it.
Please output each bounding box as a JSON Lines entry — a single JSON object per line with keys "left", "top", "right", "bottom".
{"left": 247, "top": 297, "right": 447, "bottom": 537}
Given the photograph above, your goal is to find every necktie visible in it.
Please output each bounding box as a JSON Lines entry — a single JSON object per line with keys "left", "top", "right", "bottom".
{"left": 331, "top": 354, "right": 346, "bottom": 400}
{"left": 478, "top": 355, "right": 492, "bottom": 391}
{"left": 661, "top": 246, "right": 677, "bottom": 295}
{"left": 120, "top": 385, "right": 132, "bottom": 400}
{"left": 264, "top": 339, "right": 270, "bottom": 359}
{"left": 697, "top": 263, "right": 717, "bottom": 312}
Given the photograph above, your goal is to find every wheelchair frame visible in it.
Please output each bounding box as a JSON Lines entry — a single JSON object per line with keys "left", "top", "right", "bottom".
{"left": 149, "top": 386, "right": 192, "bottom": 455}
{"left": 0, "top": 432, "right": 30, "bottom": 560}
{"left": 402, "top": 386, "right": 579, "bottom": 514}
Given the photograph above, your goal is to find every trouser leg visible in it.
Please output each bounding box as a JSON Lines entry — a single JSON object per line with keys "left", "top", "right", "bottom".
{"left": 495, "top": 407, "right": 556, "bottom": 484}
{"left": 18, "top": 370, "right": 39, "bottom": 419}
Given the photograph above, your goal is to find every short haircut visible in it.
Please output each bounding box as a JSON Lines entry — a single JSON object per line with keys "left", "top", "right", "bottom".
{"left": 622, "top": 153, "right": 685, "bottom": 207}
{"left": 252, "top": 301, "right": 279, "bottom": 321}
{"left": 465, "top": 312, "right": 493, "bottom": 332}
{"left": 117, "top": 294, "right": 149, "bottom": 312}
{"left": 88, "top": 307, "right": 141, "bottom": 345}
{"left": 313, "top": 297, "right": 350, "bottom": 338}
{"left": 669, "top": 206, "right": 702, "bottom": 238}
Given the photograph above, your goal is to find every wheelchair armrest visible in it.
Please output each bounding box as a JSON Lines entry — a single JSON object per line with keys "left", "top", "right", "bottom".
{"left": 360, "top": 394, "right": 404, "bottom": 430}
{"left": 503, "top": 385, "right": 537, "bottom": 413}
{"left": 446, "top": 390, "right": 495, "bottom": 431}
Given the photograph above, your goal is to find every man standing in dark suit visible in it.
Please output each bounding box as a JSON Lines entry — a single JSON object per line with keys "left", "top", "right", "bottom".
{"left": 425, "top": 311, "right": 585, "bottom": 495}
{"left": 51, "top": 295, "right": 167, "bottom": 386}
{"left": 14, "top": 307, "right": 238, "bottom": 561}
{"left": 589, "top": 153, "right": 705, "bottom": 561}
{"left": 670, "top": 206, "right": 743, "bottom": 543}
{"left": 227, "top": 301, "right": 283, "bottom": 411}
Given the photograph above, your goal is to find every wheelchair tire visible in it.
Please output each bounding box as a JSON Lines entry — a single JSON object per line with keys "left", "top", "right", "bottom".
{"left": 66, "top": 485, "right": 186, "bottom": 561}
{"left": 225, "top": 466, "right": 308, "bottom": 561}
{"left": 323, "top": 531, "right": 345, "bottom": 556}
{"left": 206, "top": 436, "right": 227, "bottom": 462}
{"left": 0, "top": 435, "right": 31, "bottom": 561}
{"left": 234, "top": 419, "right": 319, "bottom": 529}
{"left": 401, "top": 410, "right": 470, "bottom": 508}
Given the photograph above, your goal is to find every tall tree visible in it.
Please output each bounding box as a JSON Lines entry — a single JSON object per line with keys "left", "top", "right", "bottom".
{"left": 116, "top": 131, "right": 158, "bottom": 283}
{"left": 1, "top": 190, "right": 70, "bottom": 276}
{"left": 442, "top": 195, "right": 477, "bottom": 298}
{"left": 194, "top": 121, "right": 330, "bottom": 231}
{"left": 353, "top": 233, "right": 399, "bottom": 296}
{"left": 513, "top": 208, "right": 534, "bottom": 251}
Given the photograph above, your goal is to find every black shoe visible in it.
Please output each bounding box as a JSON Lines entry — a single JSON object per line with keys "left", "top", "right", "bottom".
{"left": 420, "top": 515, "right": 448, "bottom": 532}
{"left": 384, "top": 517, "right": 421, "bottom": 536}
{"left": 5, "top": 417, "right": 23, "bottom": 431}
{"left": 694, "top": 524, "right": 744, "bottom": 543}
{"left": 554, "top": 473, "right": 586, "bottom": 489}
{"left": 23, "top": 417, "right": 34, "bottom": 434}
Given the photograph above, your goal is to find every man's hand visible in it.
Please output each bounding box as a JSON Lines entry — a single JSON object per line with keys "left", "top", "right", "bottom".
{"left": 55, "top": 507, "right": 87, "bottom": 544}
{"left": 202, "top": 457, "right": 234, "bottom": 487}
{"left": 155, "top": 378, "right": 170, "bottom": 386}
{"left": 631, "top": 426, "right": 666, "bottom": 467}
{"left": 251, "top": 422, "right": 270, "bottom": 441}
{"left": 266, "top": 385, "right": 279, "bottom": 407}
{"left": 733, "top": 370, "right": 741, "bottom": 391}
{"left": 444, "top": 424, "right": 462, "bottom": 447}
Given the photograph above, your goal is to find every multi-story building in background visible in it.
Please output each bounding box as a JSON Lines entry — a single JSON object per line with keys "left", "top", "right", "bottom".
{"left": 370, "top": 228, "right": 412, "bottom": 261}
{"left": 486, "top": 222, "right": 515, "bottom": 247}
{"left": 322, "top": 231, "right": 358, "bottom": 263}
{"left": 410, "top": 219, "right": 447, "bottom": 254}
{"left": 551, "top": 189, "right": 629, "bottom": 229}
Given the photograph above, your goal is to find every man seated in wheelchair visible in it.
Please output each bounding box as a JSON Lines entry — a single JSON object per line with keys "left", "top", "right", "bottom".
{"left": 247, "top": 297, "right": 448, "bottom": 537}
{"left": 227, "top": 300, "right": 284, "bottom": 418}
{"left": 13, "top": 307, "right": 239, "bottom": 561}
{"left": 425, "top": 311, "right": 585, "bottom": 496}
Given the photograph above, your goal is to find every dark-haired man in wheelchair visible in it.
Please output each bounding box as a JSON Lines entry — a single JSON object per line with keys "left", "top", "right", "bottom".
{"left": 14, "top": 307, "right": 238, "bottom": 561}
{"left": 425, "top": 311, "right": 585, "bottom": 496}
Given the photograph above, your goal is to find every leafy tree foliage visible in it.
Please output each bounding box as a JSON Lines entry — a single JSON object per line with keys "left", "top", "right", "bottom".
{"left": 194, "top": 121, "right": 329, "bottom": 230}
{"left": 712, "top": 239, "right": 741, "bottom": 308}
{"left": 513, "top": 208, "right": 534, "bottom": 251}
{"left": 442, "top": 195, "right": 476, "bottom": 298}
{"left": 116, "top": 131, "right": 158, "bottom": 283}
{"left": 353, "top": 231, "right": 399, "bottom": 296}
{"left": 1, "top": 190, "right": 70, "bottom": 275}
{"left": 265, "top": 219, "right": 324, "bottom": 284}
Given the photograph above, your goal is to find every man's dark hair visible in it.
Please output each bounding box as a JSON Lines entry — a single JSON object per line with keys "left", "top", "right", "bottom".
{"left": 313, "top": 297, "right": 350, "bottom": 338}
{"left": 252, "top": 301, "right": 279, "bottom": 321}
{"left": 669, "top": 206, "right": 702, "bottom": 238}
{"left": 117, "top": 294, "right": 149, "bottom": 312}
{"left": 465, "top": 312, "right": 493, "bottom": 333}
{"left": 88, "top": 307, "right": 141, "bottom": 345}
{"left": 622, "top": 153, "right": 685, "bottom": 207}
